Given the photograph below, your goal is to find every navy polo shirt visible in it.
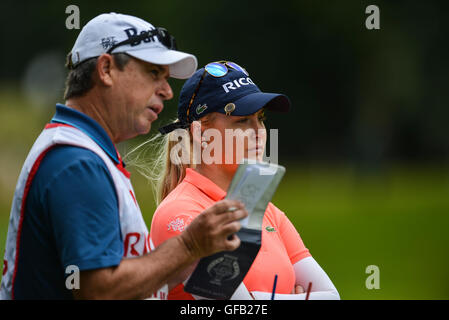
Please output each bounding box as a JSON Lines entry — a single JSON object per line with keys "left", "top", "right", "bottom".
{"left": 13, "top": 104, "right": 124, "bottom": 299}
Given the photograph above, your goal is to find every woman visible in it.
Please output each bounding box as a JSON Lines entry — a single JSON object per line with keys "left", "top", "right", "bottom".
{"left": 144, "top": 61, "right": 340, "bottom": 299}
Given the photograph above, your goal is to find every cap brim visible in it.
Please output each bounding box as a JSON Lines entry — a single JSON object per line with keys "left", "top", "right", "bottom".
{"left": 126, "top": 47, "right": 198, "bottom": 79}
{"left": 217, "top": 92, "right": 291, "bottom": 116}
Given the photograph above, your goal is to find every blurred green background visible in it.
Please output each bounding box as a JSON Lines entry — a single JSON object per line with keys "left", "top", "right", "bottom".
{"left": 1, "top": 0, "right": 448, "bottom": 299}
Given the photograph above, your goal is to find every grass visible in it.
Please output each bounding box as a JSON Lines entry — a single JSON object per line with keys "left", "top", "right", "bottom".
{"left": 269, "top": 164, "right": 449, "bottom": 299}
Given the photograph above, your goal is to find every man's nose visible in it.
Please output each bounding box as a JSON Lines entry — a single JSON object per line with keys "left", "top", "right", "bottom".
{"left": 157, "top": 79, "right": 174, "bottom": 101}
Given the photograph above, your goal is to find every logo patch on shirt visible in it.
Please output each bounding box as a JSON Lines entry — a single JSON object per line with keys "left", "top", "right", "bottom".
{"left": 265, "top": 226, "right": 276, "bottom": 232}
{"left": 167, "top": 214, "right": 193, "bottom": 233}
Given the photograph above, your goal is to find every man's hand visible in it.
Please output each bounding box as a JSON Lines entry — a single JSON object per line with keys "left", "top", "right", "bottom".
{"left": 73, "top": 200, "right": 247, "bottom": 299}
{"left": 178, "top": 200, "right": 248, "bottom": 260}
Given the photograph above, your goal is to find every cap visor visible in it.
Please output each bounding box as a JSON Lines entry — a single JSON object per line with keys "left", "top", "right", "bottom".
{"left": 217, "top": 92, "right": 290, "bottom": 116}
{"left": 126, "top": 48, "right": 198, "bottom": 79}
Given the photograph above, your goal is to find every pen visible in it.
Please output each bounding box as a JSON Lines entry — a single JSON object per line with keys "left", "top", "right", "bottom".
{"left": 271, "top": 274, "right": 278, "bottom": 300}
{"left": 305, "top": 282, "right": 312, "bottom": 300}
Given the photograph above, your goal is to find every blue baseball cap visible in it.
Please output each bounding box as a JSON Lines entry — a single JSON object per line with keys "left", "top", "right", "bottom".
{"left": 159, "top": 61, "right": 290, "bottom": 134}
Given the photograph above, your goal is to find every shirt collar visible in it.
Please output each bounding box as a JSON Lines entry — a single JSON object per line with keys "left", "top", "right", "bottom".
{"left": 183, "top": 168, "right": 226, "bottom": 201}
{"left": 51, "top": 103, "right": 120, "bottom": 164}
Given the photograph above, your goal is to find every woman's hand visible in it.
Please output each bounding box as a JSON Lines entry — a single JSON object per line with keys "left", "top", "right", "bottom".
{"left": 293, "top": 285, "right": 304, "bottom": 294}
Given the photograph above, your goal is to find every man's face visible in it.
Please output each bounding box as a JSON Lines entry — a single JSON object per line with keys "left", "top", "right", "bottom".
{"left": 110, "top": 58, "right": 173, "bottom": 142}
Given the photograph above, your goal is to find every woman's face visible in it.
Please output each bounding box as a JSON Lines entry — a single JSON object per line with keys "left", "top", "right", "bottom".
{"left": 201, "top": 108, "right": 267, "bottom": 173}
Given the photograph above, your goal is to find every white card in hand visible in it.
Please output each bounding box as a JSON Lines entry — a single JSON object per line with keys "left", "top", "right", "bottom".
{"left": 225, "top": 160, "right": 285, "bottom": 230}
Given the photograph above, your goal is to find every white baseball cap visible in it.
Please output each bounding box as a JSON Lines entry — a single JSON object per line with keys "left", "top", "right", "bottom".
{"left": 68, "top": 13, "right": 198, "bottom": 79}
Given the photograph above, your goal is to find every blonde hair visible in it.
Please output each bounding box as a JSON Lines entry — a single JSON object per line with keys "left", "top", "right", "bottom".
{"left": 125, "top": 114, "right": 215, "bottom": 205}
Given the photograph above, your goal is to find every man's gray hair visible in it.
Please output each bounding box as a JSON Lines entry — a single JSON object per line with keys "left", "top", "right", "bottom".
{"left": 63, "top": 53, "right": 132, "bottom": 100}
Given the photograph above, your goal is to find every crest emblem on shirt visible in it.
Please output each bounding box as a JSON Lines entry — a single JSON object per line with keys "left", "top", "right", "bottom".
{"left": 167, "top": 214, "right": 193, "bottom": 233}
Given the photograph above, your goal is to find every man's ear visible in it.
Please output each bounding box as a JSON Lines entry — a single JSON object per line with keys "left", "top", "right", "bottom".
{"left": 96, "top": 54, "right": 115, "bottom": 87}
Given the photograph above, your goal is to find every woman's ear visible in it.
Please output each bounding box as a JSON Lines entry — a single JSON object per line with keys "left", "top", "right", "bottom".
{"left": 190, "top": 120, "right": 202, "bottom": 146}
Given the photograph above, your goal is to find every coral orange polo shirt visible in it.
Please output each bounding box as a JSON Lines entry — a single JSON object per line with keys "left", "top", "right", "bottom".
{"left": 150, "top": 168, "right": 311, "bottom": 299}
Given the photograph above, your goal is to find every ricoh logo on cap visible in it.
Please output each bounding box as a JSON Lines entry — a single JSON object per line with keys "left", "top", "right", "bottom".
{"left": 124, "top": 28, "right": 156, "bottom": 46}
{"left": 222, "top": 77, "right": 255, "bottom": 93}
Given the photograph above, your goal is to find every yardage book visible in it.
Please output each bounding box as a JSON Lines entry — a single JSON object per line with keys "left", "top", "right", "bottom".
{"left": 184, "top": 160, "right": 286, "bottom": 299}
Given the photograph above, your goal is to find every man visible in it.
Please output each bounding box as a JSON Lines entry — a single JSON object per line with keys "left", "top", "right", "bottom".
{"left": 0, "top": 13, "right": 247, "bottom": 300}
